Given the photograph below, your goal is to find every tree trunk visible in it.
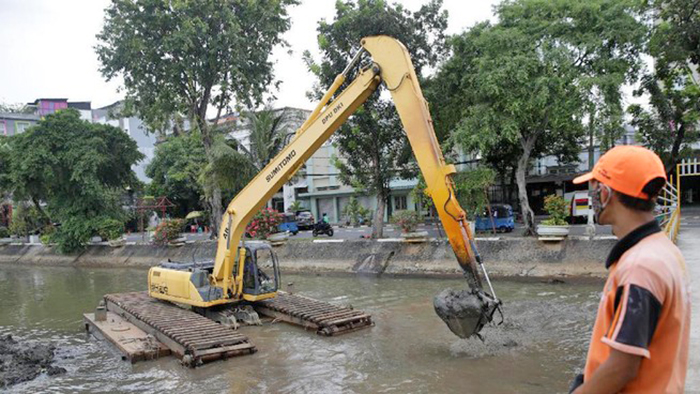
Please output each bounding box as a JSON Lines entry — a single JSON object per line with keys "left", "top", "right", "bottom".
{"left": 371, "top": 192, "right": 385, "bottom": 239}
{"left": 508, "top": 167, "right": 517, "bottom": 206}
{"left": 31, "top": 197, "right": 50, "bottom": 225}
{"left": 199, "top": 120, "right": 223, "bottom": 240}
{"left": 516, "top": 134, "right": 537, "bottom": 236}
{"left": 667, "top": 122, "right": 686, "bottom": 176}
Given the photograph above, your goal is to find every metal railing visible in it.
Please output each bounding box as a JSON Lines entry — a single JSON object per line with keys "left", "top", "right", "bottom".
{"left": 659, "top": 158, "right": 700, "bottom": 243}
{"left": 658, "top": 177, "right": 680, "bottom": 243}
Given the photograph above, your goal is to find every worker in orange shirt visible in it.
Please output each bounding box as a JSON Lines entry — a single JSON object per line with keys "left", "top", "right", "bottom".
{"left": 569, "top": 146, "right": 691, "bottom": 393}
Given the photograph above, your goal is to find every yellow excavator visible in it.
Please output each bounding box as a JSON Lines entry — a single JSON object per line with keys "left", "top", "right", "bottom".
{"left": 148, "top": 36, "right": 501, "bottom": 339}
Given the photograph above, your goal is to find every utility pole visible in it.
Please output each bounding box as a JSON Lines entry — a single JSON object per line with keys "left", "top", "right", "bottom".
{"left": 586, "top": 113, "right": 597, "bottom": 239}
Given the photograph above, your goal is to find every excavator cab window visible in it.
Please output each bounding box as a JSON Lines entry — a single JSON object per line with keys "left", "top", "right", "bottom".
{"left": 242, "top": 244, "right": 280, "bottom": 296}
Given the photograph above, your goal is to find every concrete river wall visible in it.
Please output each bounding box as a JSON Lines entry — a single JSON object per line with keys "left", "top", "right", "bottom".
{"left": 0, "top": 237, "right": 616, "bottom": 279}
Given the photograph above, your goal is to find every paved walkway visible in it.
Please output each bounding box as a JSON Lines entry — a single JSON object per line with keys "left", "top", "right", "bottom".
{"left": 680, "top": 217, "right": 700, "bottom": 391}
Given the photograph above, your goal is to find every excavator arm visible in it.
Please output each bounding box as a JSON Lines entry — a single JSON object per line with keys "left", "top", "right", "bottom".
{"left": 148, "top": 35, "right": 500, "bottom": 338}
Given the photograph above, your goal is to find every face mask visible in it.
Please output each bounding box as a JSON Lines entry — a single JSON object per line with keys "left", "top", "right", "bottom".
{"left": 590, "top": 183, "right": 612, "bottom": 223}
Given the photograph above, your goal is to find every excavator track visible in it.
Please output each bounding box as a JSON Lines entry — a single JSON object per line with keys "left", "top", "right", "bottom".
{"left": 254, "top": 291, "right": 373, "bottom": 336}
{"left": 104, "top": 292, "right": 256, "bottom": 367}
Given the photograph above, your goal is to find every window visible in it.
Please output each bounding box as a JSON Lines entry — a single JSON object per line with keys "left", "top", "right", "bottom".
{"left": 15, "top": 121, "right": 31, "bottom": 134}
{"left": 394, "top": 195, "right": 407, "bottom": 210}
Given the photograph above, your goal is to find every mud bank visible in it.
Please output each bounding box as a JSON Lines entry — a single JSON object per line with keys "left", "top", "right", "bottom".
{"left": 0, "top": 335, "right": 65, "bottom": 388}
{"left": 0, "top": 237, "right": 616, "bottom": 278}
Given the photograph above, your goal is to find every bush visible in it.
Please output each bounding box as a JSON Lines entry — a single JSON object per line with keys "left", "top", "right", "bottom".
{"left": 39, "top": 225, "right": 56, "bottom": 245}
{"left": 541, "top": 194, "right": 569, "bottom": 226}
{"left": 153, "top": 219, "right": 184, "bottom": 245}
{"left": 342, "top": 197, "right": 370, "bottom": 226}
{"left": 0, "top": 226, "right": 8, "bottom": 238}
{"left": 8, "top": 203, "right": 44, "bottom": 237}
{"left": 246, "top": 207, "right": 283, "bottom": 239}
{"left": 98, "top": 218, "right": 124, "bottom": 240}
{"left": 391, "top": 210, "right": 421, "bottom": 233}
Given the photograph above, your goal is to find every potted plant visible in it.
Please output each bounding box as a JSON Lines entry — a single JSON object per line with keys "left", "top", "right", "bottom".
{"left": 392, "top": 210, "right": 428, "bottom": 243}
{"left": 153, "top": 219, "right": 185, "bottom": 246}
{"left": 342, "top": 197, "right": 370, "bottom": 227}
{"left": 99, "top": 218, "right": 126, "bottom": 247}
{"left": 247, "top": 208, "right": 286, "bottom": 246}
{"left": 537, "top": 194, "right": 570, "bottom": 237}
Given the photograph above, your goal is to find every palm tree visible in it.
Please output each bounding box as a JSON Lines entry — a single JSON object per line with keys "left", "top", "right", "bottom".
{"left": 238, "top": 106, "right": 290, "bottom": 171}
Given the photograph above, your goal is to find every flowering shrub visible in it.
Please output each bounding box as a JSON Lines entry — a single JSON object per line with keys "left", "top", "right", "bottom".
{"left": 246, "top": 207, "right": 283, "bottom": 239}
{"left": 153, "top": 219, "right": 184, "bottom": 245}
{"left": 391, "top": 210, "right": 421, "bottom": 233}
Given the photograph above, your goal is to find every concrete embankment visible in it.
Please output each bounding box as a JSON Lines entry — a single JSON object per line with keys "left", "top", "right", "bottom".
{"left": 0, "top": 237, "right": 616, "bottom": 279}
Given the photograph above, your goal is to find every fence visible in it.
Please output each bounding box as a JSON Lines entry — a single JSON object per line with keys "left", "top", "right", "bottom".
{"left": 660, "top": 158, "right": 700, "bottom": 243}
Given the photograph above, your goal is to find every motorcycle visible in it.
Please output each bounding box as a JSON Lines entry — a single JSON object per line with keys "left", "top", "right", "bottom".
{"left": 312, "top": 221, "right": 334, "bottom": 237}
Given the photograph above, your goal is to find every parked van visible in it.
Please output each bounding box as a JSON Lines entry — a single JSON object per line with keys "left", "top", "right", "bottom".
{"left": 474, "top": 204, "right": 515, "bottom": 233}
{"left": 564, "top": 191, "right": 591, "bottom": 223}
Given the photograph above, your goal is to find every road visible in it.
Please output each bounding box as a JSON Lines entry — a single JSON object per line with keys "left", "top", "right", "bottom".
{"left": 125, "top": 220, "right": 614, "bottom": 242}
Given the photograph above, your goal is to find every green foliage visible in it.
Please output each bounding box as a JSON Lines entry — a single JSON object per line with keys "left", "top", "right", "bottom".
{"left": 0, "top": 227, "right": 8, "bottom": 238}
{"left": 287, "top": 200, "right": 304, "bottom": 213}
{"left": 453, "top": 168, "right": 496, "bottom": 220}
{"left": 146, "top": 133, "right": 207, "bottom": 217}
{"left": 648, "top": 0, "right": 700, "bottom": 68}
{"left": 0, "top": 102, "right": 34, "bottom": 114}
{"left": 96, "top": 0, "right": 298, "bottom": 235}
{"left": 8, "top": 203, "right": 44, "bottom": 237}
{"left": 246, "top": 208, "right": 283, "bottom": 239}
{"left": 96, "top": 0, "right": 299, "bottom": 129}
{"left": 3, "top": 110, "right": 142, "bottom": 252}
{"left": 98, "top": 218, "right": 124, "bottom": 241}
{"left": 238, "top": 106, "right": 291, "bottom": 171}
{"left": 629, "top": 69, "right": 700, "bottom": 170}
{"left": 391, "top": 210, "right": 421, "bottom": 233}
{"left": 628, "top": 0, "right": 700, "bottom": 171}
{"left": 153, "top": 219, "right": 184, "bottom": 245}
{"left": 305, "top": 0, "right": 448, "bottom": 238}
{"left": 199, "top": 134, "right": 257, "bottom": 200}
{"left": 410, "top": 175, "right": 432, "bottom": 213}
{"left": 342, "top": 197, "right": 369, "bottom": 226}
{"left": 39, "top": 225, "right": 56, "bottom": 245}
{"left": 431, "top": 0, "right": 645, "bottom": 234}
{"left": 541, "top": 194, "right": 569, "bottom": 226}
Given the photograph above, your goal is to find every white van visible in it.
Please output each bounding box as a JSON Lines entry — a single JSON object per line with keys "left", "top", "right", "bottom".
{"left": 564, "top": 191, "right": 591, "bottom": 223}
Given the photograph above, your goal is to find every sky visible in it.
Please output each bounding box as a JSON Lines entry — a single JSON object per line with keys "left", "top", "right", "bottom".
{"left": 0, "top": 0, "right": 498, "bottom": 111}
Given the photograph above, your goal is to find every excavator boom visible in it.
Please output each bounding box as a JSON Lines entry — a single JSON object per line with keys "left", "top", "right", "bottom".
{"left": 148, "top": 35, "right": 500, "bottom": 338}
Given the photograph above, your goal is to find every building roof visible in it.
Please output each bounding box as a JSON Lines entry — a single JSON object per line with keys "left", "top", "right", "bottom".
{"left": 0, "top": 112, "right": 41, "bottom": 121}
{"left": 68, "top": 102, "right": 92, "bottom": 110}
{"left": 27, "top": 98, "right": 68, "bottom": 105}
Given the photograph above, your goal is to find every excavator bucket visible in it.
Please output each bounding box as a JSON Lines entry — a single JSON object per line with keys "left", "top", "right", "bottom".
{"left": 433, "top": 288, "right": 500, "bottom": 339}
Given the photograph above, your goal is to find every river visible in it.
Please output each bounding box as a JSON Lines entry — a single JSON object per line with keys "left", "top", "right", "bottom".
{"left": 0, "top": 265, "right": 602, "bottom": 393}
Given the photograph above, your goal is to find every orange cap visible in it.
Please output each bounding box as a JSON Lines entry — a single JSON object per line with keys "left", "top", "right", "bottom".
{"left": 573, "top": 145, "right": 667, "bottom": 199}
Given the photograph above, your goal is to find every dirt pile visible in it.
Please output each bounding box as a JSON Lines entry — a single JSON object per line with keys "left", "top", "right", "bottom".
{"left": 0, "top": 334, "right": 66, "bottom": 388}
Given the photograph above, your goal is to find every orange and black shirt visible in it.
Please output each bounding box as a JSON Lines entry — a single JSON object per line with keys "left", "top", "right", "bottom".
{"left": 572, "top": 221, "right": 690, "bottom": 393}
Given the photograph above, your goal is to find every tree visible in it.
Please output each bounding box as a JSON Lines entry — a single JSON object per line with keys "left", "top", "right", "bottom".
{"left": 146, "top": 133, "right": 207, "bottom": 218}
{"left": 304, "top": 0, "right": 448, "bottom": 238}
{"left": 4, "top": 109, "right": 142, "bottom": 252}
{"left": 96, "top": 0, "right": 298, "bottom": 238}
{"left": 0, "top": 102, "right": 34, "bottom": 114}
{"left": 629, "top": 0, "right": 700, "bottom": 172}
{"left": 453, "top": 167, "right": 496, "bottom": 221}
{"left": 434, "top": 0, "right": 646, "bottom": 235}
{"left": 236, "top": 106, "right": 291, "bottom": 171}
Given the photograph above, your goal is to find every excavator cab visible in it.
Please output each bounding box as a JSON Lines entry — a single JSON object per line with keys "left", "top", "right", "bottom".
{"left": 240, "top": 243, "right": 280, "bottom": 301}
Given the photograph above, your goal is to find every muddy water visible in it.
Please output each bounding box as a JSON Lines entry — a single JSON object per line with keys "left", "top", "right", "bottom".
{"left": 0, "top": 265, "right": 602, "bottom": 393}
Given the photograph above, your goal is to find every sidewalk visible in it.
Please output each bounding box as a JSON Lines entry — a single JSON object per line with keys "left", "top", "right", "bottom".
{"left": 679, "top": 226, "right": 700, "bottom": 390}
